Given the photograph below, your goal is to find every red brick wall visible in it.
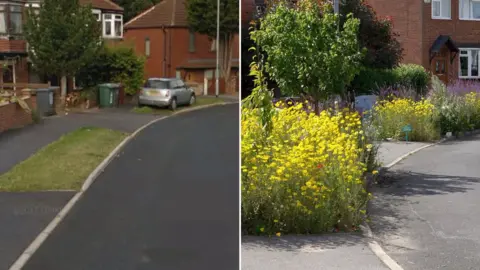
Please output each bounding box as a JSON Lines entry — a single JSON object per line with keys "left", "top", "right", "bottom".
{"left": 366, "top": 0, "right": 424, "bottom": 65}
{"left": 0, "top": 96, "right": 36, "bottom": 133}
{"left": 0, "top": 40, "right": 27, "bottom": 53}
{"left": 367, "top": 0, "right": 480, "bottom": 80}
{"left": 124, "top": 27, "right": 240, "bottom": 94}
{"left": 423, "top": 0, "right": 480, "bottom": 80}
{"left": 124, "top": 28, "right": 166, "bottom": 78}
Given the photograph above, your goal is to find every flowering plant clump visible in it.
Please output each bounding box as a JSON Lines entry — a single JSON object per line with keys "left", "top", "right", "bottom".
{"left": 242, "top": 102, "right": 372, "bottom": 235}
{"left": 370, "top": 98, "right": 440, "bottom": 141}
{"left": 429, "top": 76, "right": 480, "bottom": 134}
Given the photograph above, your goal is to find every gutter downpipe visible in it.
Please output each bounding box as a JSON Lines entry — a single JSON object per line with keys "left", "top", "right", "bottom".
{"left": 162, "top": 25, "right": 167, "bottom": 77}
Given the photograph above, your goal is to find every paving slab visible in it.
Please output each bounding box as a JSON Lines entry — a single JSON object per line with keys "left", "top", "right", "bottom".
{"left": 377, "top": 141, "right": 431, "bottom": 166}
{"left": 242, "top": 235, "right": 389, "bottom": 270}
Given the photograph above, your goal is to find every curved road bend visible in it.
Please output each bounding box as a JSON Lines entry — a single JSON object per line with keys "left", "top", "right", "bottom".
{"left": 370, "top": 134, "right": 480, "bottom": 270}
{"left": 21, "top": 104, "right": 239, "bottom": 270}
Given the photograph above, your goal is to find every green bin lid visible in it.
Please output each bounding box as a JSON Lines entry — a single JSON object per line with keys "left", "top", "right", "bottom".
{"left": 98, "top": 83, "right": 121, "bottom": 88}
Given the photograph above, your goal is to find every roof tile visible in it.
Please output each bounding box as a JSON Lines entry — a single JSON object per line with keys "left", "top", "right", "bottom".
{"left": 124, "top": 0, "right": 188, "bottom": 29}
{"left": 79, "top": 0, "right": 123, "bottom": 12}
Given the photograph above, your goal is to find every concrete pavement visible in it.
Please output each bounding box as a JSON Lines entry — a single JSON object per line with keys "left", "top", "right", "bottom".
{"left": 242, "top": 234, "right": 389, "bottom": 270}
{"left": 369, "top": 135, "right": 480, "bottom": 269}
{"left": 7, "top": 104, "right": 239, "bottom": 269}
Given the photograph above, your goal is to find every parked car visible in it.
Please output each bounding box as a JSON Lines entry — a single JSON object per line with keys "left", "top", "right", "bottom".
{"left": 138, "top": 78, "right": 195, "bottom": 110}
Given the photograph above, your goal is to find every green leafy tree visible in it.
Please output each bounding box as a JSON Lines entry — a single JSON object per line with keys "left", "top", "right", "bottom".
{"left": 186, "top": 0, "right": 239, "bottom": 92}
{"left": 24, "top": 0, "right": 102, "bottom": 101}
{"left": 76, "top": 45, "right": 145, "bottom": 95}
{"left": 251, "top": 0, "right": 364, "bottom": 113}
{"left": 340, "top": 0, "right": 402, "bottom": 69}
{"left": 112, "top": 0, "right": 160, "bottom": 22}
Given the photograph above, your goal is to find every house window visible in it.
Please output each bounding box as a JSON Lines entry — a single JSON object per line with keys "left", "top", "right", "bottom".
{"left": 459, "top": 49, "right": 480, "bottom": 78}
{"left": 432, "top": 0, "right": 451, "bottom": 19}
{"left": 103, "top": 13, "right": 123, "bottom": 38}
{"left": 189, "top": 31, "right": 195, "bottom": 52}
{"left": 435, "top": 60, "right": 446, "bottom": 74}
{"left": 92, "top": 9, "right": 101, "bottom": 22}
{"left": 0, "top": 6, "right": 6, "bottom": 33}
{"left": 460, "top": 0, "right": 480, "bottom": 20}
{"left": 211, "top": 39, "right": 217, "bottom": 51}
{"left": 145, "top": 37, "right": 150, "bottom": 57}
{"left": 0, "top": 4, "right": 23, "bottom": 34}
{"left": 9, "top": 5, "right": 22, "bottom": 34}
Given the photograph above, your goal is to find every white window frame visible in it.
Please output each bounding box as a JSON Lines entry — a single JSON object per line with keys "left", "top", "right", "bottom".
{"left": 432, "top": 0, "right": 451, "bottom": 19}
{"left": 459, "top": 0, "right": 480, "bottom": 20}
{"left": 92, "top": 9, "right": 101, "bottom": 22}
{"left": 102, "top": 13, "right": 123, "bottom": 38}
{"left": 459, "top": 48, "right": 480, "bottom": 79}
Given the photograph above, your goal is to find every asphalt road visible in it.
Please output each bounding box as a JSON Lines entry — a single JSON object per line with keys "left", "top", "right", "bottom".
{"left": 370, "top": 134, "right": 480, "bottom": 270}
{"left": 21, "top": 104, "right": 239, "bottom": 270}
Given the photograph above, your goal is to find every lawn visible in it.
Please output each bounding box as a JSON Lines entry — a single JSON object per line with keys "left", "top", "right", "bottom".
{"left": 0, "top": 127, "right": 128, "bottom": 191}
{"left": 132, "top": 96, "right": 225, "bottom": 114}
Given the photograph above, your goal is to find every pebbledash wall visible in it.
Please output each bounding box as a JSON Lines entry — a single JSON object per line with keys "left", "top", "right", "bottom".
{"left": 0, "top": 95, "right": 36, "bottom": 133}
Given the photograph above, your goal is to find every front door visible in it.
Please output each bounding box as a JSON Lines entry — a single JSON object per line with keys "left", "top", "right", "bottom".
{"left": 432, "top": 57, "right": 448, "bottom": 85}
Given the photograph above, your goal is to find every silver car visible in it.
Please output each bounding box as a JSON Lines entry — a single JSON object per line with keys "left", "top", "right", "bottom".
{"left": 138, "top": 78, "right": 196, "bottom": 110}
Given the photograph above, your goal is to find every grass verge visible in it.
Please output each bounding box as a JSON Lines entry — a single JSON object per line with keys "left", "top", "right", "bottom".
{"left": 132, "top": 96, "right": 225, "bottom": 114}
{"left": 0, "top": 127, "right": 128, "bottom": 191}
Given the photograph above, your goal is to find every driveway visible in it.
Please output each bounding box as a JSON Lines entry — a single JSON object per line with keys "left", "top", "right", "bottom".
{"left": 18, "top": 104, "right": 239, "bottom": 269}
{"left": 369, "top": 134, "right": 480, "bottom": 269}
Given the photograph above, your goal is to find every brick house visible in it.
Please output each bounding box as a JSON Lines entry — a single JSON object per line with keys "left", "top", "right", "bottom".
{"left": 0, "top": 0, "right": 124, "bottom": 88}
{"left": 123, "top": 0, "right": 239, "bottom": 95}
{"left": 366, "top": 0, "right": 480, "bottom": 85}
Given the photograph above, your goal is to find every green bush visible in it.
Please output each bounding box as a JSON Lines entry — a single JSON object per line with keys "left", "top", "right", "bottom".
{"left": 393, "top": 64, "right": 430, "bottom": 96}
{"left": 428, "top": 76, "right": 480, "bottom": 134}
{"left": 350, "top": 64, "right": 429, "bottom": 96}
{"left": 350, "top": 68, "right": 396, "bottom": 95}
{"left": 76, "top": 45, "right": 145, "bottom": 95}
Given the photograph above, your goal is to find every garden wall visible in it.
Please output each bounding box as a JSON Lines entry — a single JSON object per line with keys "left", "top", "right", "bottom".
{"left": 0, "top": 96, "right": 37, "bottom": 133}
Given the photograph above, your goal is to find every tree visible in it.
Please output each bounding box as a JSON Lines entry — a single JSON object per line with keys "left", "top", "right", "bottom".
{"left": 251, "top": 0, "right": 364, "bottom": 113}
{"left": 112, "top": 0, "right": 160, "bottom": 22}
{"left": 340, "top": 0, "right": 402, "bottom": 69}
{"left": 186, "top": 0, "right": 239, "bottom": 92}
{"left": 24, "top": 0, "right": 102, "bottom": 103}
{"left": 77, "top": 45, "right": 145, "bottom": 95}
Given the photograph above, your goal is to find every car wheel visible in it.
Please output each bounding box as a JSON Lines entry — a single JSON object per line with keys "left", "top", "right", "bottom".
{"left": 169, "top": 98, "right": 177, "bottom": 111}
{"left": 188, "top": 94, "right": 196, "bottom": 106}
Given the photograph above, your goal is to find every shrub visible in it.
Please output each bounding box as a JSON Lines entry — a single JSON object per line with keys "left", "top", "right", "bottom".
{"left": 242, "top": 103, "right": 372, "bottom": 235}
{"left": 429, "top": 76, "right": 480, "bottom": 134}
{"left": 370, "top": 98, "right": 440, "bottom": 141}
{"left": 349, "top": 64, "right": 429, "bottom": 96}
{"left": 447, "top": 79, "right": 480, "bottom": 96}
{"left": 76, "top": 45, "right": 145, "bottom": 95}
{"left": 350, "top": 68, "right": 396, "bottom": 95}
{"left": 393, "top": 64, "right": 430, "bottom": 96}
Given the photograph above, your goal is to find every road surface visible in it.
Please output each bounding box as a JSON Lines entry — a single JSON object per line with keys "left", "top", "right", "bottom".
{"left": 370, "top": 134, "right": 480, "bottom": 270}
{"left": 21, "top": 104, "right": 239, "bottom": 270}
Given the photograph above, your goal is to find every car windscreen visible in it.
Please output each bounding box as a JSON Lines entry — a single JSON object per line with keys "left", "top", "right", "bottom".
{"left": 144, "top": 80, "right": 169, "bottom": 89}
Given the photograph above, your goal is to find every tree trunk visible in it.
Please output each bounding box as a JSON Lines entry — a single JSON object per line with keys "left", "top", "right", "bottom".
{"left": 60, "top": 75, "right": 67, "bottom": 107}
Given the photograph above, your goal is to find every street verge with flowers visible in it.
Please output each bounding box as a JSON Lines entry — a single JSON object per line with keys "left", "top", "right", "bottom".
{"left": 242, "top": 102, "right": 377, "bottom": 235}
